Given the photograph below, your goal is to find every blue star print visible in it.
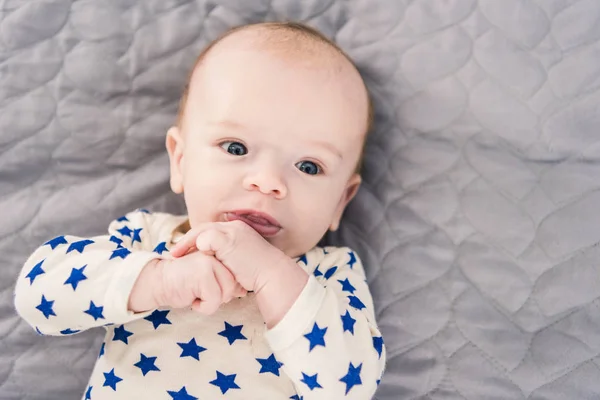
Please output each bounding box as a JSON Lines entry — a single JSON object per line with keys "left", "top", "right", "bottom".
{"left": 297, "top": 254, "right": 308, "bottom": 265}
{"left": 109, "top": 235, "right": 123, "bottom": 247}
{"left": 103, "top": 368, "right": 123, "bottom": 391}
{"left": 132, "top": 228, "right": 143, "bottom": 243}
{"left": 134, "top": 353, "right": 160, "bottom": 376}
{"left": 256, "top": 354, "right": 283, "bottom": 376}
{"left": 60, "top": 328, "right": 80, "bottom": 335}
{"left": 110, "top": 247, "right": 131, "bottom": 260}
{"left": 300, "top": 372, "right": 322, "bottom": 390}
{"left": 304, "top": 323, "right": 327, "bottom": 352}
{"left": 36, "top": 295, "right": 56, "bottom": 319}
{"left": 340, "top": 362, "right": 363, "bottom": 394}
{"left": 84, "top": 301, "right": 105, "bottom": 321}
{"left": 338, "top": 278, "right": 356, "bottom": 294}
{"left": 373, "top": 336, "right": 384, "bottom": 358}
{"left": 210, "top": 371, "right": 240, "bottom": 394}
{"left": 113, "top": 325, "right": 133, "bottom": 344}
{"left": 116, "top": 215, "right": 129, "bottom": 222}
{"left": 26, "top": 260, "right": 45, "bottom": 285}
{"left": 64, "top": 265, "right": 87, "bottom": 290}
{"left": 218, "top": 322, "right": 247, "bottom": 345}
{"left": 313, "top": 265, "right": 323, "bottom": 277}
{"left": 324, "top": 266, "right": 337, "bottom": 280}
{"left": 290, "top": 395, "right": 303, "bottom": 400}
{"left": 138, "top": 208, "right": 151, "bottom": 213}
{"left": 153, "top": 241, "right": 168, "bottom": 254}
{"left": 85, "top": 385, "right": 92, "bottom": 399}
{"left": 35, "top": 327, "right": 44, "bottom": 335}
{"left": 99, "top": 342, "right": 105, "bottom": 358}
{"left": 178, "top": 338, "right": 206, "bottom": 360}
{"left": 117, "top": 226, "right": 132, "bottom": 237}
{"left": 44, "top": 236, "right": 67, "bottom": 249}
{"left": 66, "top": 239, "right": 94, "bottom": 254}
{"left": 347, "top": 251, "right": 357, "bottom": 268}
{"left": 144, "top": 309, "right": 172, "bottom": 329}
{"left": 167, "top": 386, "right": 197, "bottom": 400}
{"left": 348, "top": 295, "right": 366, "bottom": 310}
{"left": 341, "top": 311, "right": 356, "bottom": 334}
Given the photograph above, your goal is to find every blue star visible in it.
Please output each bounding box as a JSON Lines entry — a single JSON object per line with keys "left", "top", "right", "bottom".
{"left": 313, "top": 265, "right": 323, "bottom": 278}
{"left": 218, "top": 322, "right": 247, "bottom": 345}
{"left": 116, "top": 215, "right": 129, "bottom": 222}
{"left": 44, "top": 236, "right": 67, "bottom": 249}
{"left": 303, "top": 323, "right": 327, "bottom": 352}
{"left": 348, "top": 295, "right": 366, "bottom": 310}
{"left": 134, "top": 353, "right": 160, "bottom": 376}
{"left": 35, "top": 327, "right": 44, "bottom": 336}
{"left": 64, "top": 265, "right": 87, "bottom": 290}
{"left": 99, "top": 342, "right": 105, "bottom": 358}
{"left": 85, "top": 385, "right": 92, "bottom": 399}
{"left": 377, "top": 379, "right": 381, "bottom": 386}
{"left": 138, "top": 208, "right": 151, "bottom": 214}
{"left": 341, "top": 311, "right": 356, "bottom": 334}
{"left": 153, "top": 241, "right": 168, "bottom": 254}
{"left": 256, "top": 354, "right": 283, "bottom": 376}
{"left": 36, "top": 295, "right": 56, "bottom": 319}
{"left": 103, "top": 368, "right": 122, "bottom": 391}
{"left": 117, "top": 226, "right": 132, "bottom": 237}
{"left": 66, "top": 239, "right": 94, "bottom": 254}
{"left": 348, "top": 251, "right": 357, "bottom": 268}
{"left": 209, "top": 371, "right": 240, "bottom": 394}
{"left": 26, "top": 260, "right": 45, "bottom": 285}
{"left": 338, "top": 278, "right": 356, "bottom": 294}
{"left": 132, "top": 228, "right": 143, "bottom": 243}
{"left": 300, "top": 372, "right": 322, "bottom": 390}
{"left": 177, "top": 338, "right": 206, "bottom": 360}
{"left": 297, "top": 254, "right": 308, "bottom": 265}
{"left": 113, "top": 325, "right": 134, "bottom": 344}
{"left": 340, "top": 362, "right": 363, "bottom": 394}
{"left": 167, "top": 386, "right": 197, "bottom": 400}
{"left": 290, "top": 395, "right": 303, "bottom": 400}
{"left": 373, "top": 336, "right": 384, "bottom": 359}
{"left": 144, "top": 309, "right": 172, "bottom": 329}
{"left": 110, "top": 247, "right": 131, "bottom": 260}
{"left": 84, "top": 301, "right": 105, "bottom": 321}
{"left": 60, "top": 328, "right": 80, "bottom": 335}
{"left": 324, "top": 266, "right": 337, "bottom": 280}
{"left": 109, "top": 235, "right": 123, "bottom": 247}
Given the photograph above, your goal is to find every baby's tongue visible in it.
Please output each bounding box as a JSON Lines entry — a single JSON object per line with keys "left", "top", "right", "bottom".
{"left": 243, "top": 214, "right": 270, "bottom": 225}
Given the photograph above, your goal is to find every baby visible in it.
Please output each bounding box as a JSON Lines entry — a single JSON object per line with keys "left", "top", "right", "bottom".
{"left": 14, "top": 22, "right": 386, "bottom": 400}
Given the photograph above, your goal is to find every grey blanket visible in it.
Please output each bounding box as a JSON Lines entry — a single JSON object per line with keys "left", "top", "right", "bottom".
{"left": 2, "top": 1, "right": 600, "bottom": 399}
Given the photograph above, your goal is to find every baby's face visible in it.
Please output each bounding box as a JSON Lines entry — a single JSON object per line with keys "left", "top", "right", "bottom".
{"left": 167, "top": 36, "right": 368, "bottom": 258}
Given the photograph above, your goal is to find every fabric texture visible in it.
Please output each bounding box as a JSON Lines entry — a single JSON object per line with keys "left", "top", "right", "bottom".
{"left": 13, "top": 210, "right": 385, "bottom": 399}
{"left": 3, "top": 0, "right": 600, "bottom": 399}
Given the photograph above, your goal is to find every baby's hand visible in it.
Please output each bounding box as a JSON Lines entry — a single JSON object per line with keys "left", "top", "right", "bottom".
{"left": 129, "top": 252, "right": 247, "bottom": 315}
{"left": 170, "top": 220, "right": 287, "bottom": 292}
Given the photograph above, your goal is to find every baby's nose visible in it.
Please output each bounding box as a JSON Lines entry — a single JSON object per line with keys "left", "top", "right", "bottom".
{"left": 243, "top": 170, "right": 287, "bottom": 199}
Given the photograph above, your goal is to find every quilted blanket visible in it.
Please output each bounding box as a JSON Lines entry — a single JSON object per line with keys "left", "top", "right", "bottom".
{"left": 2, "top": 0, "right": 600, "bottom": 399}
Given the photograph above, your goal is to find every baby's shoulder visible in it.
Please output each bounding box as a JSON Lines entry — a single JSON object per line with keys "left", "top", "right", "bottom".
{"left": 107, "top": 209, "right": 188, "bottom": 246}
{"left": 302, "top": 245, "right": 362, "bottom": 269}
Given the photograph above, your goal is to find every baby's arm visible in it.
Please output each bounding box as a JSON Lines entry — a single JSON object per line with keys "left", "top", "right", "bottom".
{"left": 263, "top": 248, "right": 386, "bottom": 399}
{"left": 14, "top": 210, "right": 163, "bottom": 335}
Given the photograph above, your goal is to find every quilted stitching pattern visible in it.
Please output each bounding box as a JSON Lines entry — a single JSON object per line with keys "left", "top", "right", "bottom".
{"left": 2, "top": 0, "right": 600, "bottom": 399}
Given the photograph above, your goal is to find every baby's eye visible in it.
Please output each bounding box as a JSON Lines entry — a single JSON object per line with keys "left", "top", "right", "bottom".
{"left": 220, "top": 141, "right": 247, "bottom": 156}
{"left": 296, "top": 160, "right": 322, "bottom": 175}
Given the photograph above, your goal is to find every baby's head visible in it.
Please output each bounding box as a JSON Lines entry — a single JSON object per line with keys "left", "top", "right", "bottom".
{"left": 166, "top": 22, "right": 372, "bottom": 258}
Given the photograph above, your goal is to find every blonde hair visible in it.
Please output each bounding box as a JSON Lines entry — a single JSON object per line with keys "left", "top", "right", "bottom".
{"left": 175, "top": 21, "right": 372, "bottom": 173}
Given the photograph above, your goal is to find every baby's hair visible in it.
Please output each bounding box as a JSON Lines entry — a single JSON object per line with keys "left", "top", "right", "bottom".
{"left": 175, "top": 21, "right": 372, "bottom": 174}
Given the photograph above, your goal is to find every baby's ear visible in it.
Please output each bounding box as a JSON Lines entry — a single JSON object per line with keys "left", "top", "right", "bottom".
{"left": 329, "top": 173, "right": 362, "bottom": 231}
{"left": 166, "top": 126, "right": 185, "bottom": 194}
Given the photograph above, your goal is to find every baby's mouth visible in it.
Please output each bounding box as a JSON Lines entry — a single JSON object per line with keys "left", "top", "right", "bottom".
{"left": 224, "top": 211, "right": 282, "bottom": 237}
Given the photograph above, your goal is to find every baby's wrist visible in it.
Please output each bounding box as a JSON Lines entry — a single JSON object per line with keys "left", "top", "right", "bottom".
{"left": 128, "top": 258, "right": 167, "bottom": 312}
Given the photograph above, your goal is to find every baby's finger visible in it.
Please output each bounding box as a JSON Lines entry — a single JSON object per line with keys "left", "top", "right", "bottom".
{"left": 170, "top": 223, "right": 217, "bottom": 257}
{"left": 190, "top": 298, "right": 220, "bottom": 315}
{"left": 212, "top": 261, "right": 238, "bottom": 303}
{"left": 195, "top": 228, "right": 229, "bottom": 258}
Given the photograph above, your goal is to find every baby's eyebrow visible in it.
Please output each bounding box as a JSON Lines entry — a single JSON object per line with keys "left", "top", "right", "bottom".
{"left": 307, "top": 140, "right": 343, "bottom": 160}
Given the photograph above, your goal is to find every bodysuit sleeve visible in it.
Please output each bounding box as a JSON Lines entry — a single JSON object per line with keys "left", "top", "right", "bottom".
{"left": 264, "top": 247, "right": 386, "bottom": 399}
{"left": 13, "top": 210, "right": 171, "bottom": 336}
